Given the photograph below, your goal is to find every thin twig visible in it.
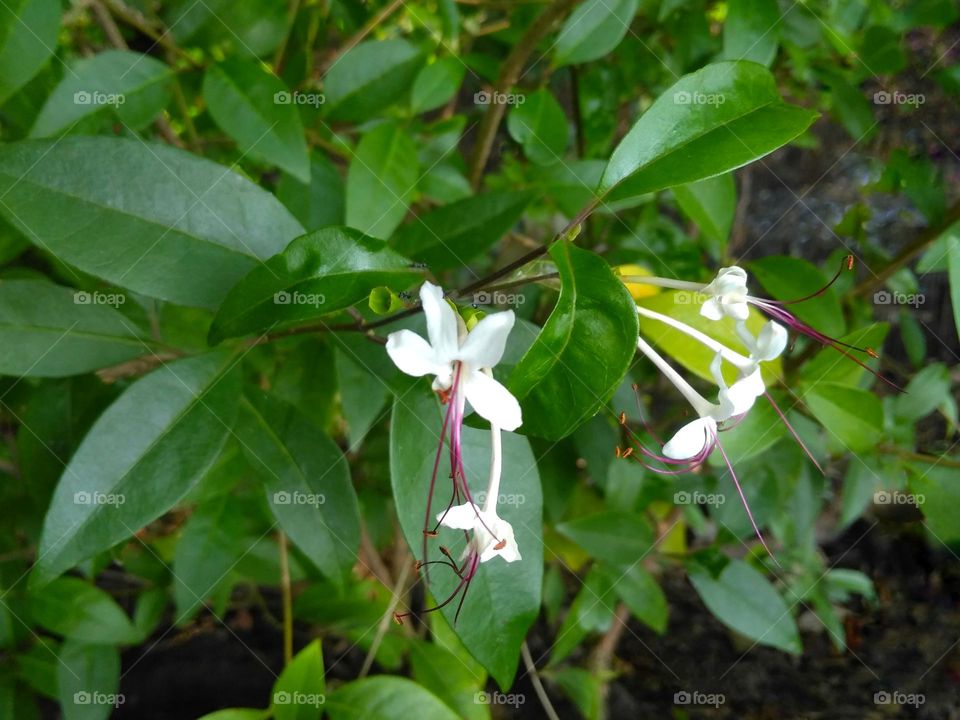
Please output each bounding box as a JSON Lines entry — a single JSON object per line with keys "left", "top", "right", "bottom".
{"left": 322, "top": 0, "right": 405, "bottom": 72}
{"left": 467, "top": 0, "right": 580, "bottom": 189}
{"left": 521, "top": 641, "right": 561, "bottom": 720}
{"left": 273, "top": 0, "right": 303, "bottom": 73}
{"left": 359, "top": 556, "right": 412, "bottom": 678}
{"left": 279, "top": 531, "right": 293, "bottom": 665}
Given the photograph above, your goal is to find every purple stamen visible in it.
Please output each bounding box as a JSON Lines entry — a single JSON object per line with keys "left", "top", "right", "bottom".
{"left": 763, "top": 391, "right": 825, "bottom": 475}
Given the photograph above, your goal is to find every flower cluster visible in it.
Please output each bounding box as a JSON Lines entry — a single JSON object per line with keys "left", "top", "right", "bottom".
{"left": 385, "top": 282, "right": 522, "bottom": 622}
{"left": 620, "top": 258, "right": 887, "bottom": 559}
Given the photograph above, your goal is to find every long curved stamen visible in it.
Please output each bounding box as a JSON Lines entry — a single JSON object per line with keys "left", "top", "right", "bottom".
{"left": 714, "top": 435, "right": 779, "bottom": 566}
{"left": 760, "top": 255, "right": 853, "bottom": 306}
{"left": 763, "top": 391, "right": 824, "bottom": 475}
{"left": 394, "top": 550, "right": 480, "bottom": 626}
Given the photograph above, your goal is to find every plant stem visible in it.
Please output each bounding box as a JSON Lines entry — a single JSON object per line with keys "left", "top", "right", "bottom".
{"left": 359, "top": 555, "right": 412, "bottom": 678}
{"left": 521, "top": 641, "right": 561, "bottom": 720}
{"left": 852, "top": 199, "right": 960, "bottom": 297}
{"left": 279, "top": 531, "right": 293, "bottom": 665}
{"left": 273, "top": 0, "right": 302, "bottom": 73}
{"left": 467, "top": 0, "right": 580, "bottom": 189}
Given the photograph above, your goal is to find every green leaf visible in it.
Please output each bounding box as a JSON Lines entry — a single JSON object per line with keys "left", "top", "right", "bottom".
{"left": 209, "top": 226, "right": 420, "bottom": 343}
{"left": 600, "top": 62, "right": 818, "bottom": 201}
{"left": 0, "top": 280, "right": 149, "bottom": 377}
{"left": 506, "top": 89, "right": 568, "bottom": 165}
{"left": 324, "top": 40, "right": 424, "bottom": 122}
{"left": 859, "top": 25, "right": 906, "bottom": 75}
{"left": 508, "top": 242, "right": 638, "bottom": 440}
{"left": 345, "top": 122, "right": 419, "bottom": 240}
{"left": 0, "top": 0, "right": 60, "bottom": 104}
{"left": 203, "top": 57, "right": 310, "bottom": 183}
{"left": 392, "top": 191, "right": 533, "bottom": 269}
{"left": 948, "top": 231, "right": 960, "bottom": 343}
{"left": 0, "top": 137, "right": 304, "bottom": 309}
{"left": 272, "top": 640, "right": 325, "bottom": 720}
{"left": 32, "top": 353, "right": 240, "bottom": 587}
{"left": 908, "top": 462, "right": 960, "bottom": 544}
{"left": 326, "top": 677, "right": 458, "bottom": 720}
{"left": 672, "top": 172, "right": 735, "bottom": 250}
{"left": 557, "top": 512, "right": 653, "bottom": 566}
{"left": 276, "top": 153, "right": 345, "bottom": 231}
{"left": 410, "top": 640, "right": 488, "bottom": 720}
{"left": 390, "top": 385, "right": 543, "bottom": 688}
{"left": 336, "top": 348, "right": 389, "bottom": 447}
{"left": 894, "top": 363, "right": 950, "bottom": 421}
{"left": 196, "top": 711, "right": 267, "bottom": 720}
{"left": 411, "top": 58, "right": 465, "bottom": 114}
{"left": 173, "top": 493, "right": 247, "bottom": 623}
{"left": 689, "top": 559, "right": 801, "bottom": 654}
{"left": 723, "top": 0, "right": 781, "bottom": 67}
{"left": 56, "top": 640, "right": 120, "bottom": 720}
{"left": 553, "top": 0, "right": 638, "bottom": 67}
{"left": 607, "top": 564, "right": 668, "bottom": 634}
{"left": 800, "top": 382, "right": 882, "bottom": 453}
{"left": 29, "top": 578, "right": 138, "bottom": 644}
{"left": 237, "top": 394, "right": 360, "bottom": 588}
{"left": 748, "top": 256, "right": 844, "bottom": 337}
{"left": 30, "top": 50, "right": 172, "bottom": 137}
{"left": 798, "top": 323, "right": 888, "bottom": 386}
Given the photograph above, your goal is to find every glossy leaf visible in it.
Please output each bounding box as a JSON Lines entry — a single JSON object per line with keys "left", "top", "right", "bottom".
{"left": 723, "top": 0, "right": 781, "bottom": 67}
{"left": 0, "top": 137, "right": 304, "bottom": 309}
{"left": 391, "top": 385, "right": 543, "bottom": 688}
{"left": 689, "top": 559, "right": 801, "bottom": 654}
{"left": 557, "top": 512, "right": 653, "bottom": 566}
{"left": 56, "top": 640, "right": 120, "bottom": 720}
{"left": 800, "top": 382, "right": 882, "bottom": 453}
{"left": 324, "top": 39, "right": 424, "bottom": 122}
{"left": 411, "top": 58, "right": 465, "bottom": 114}
{"left": 29, "top": 578, "right": 139, "bottom": 644}
{"left": 409, "top": 640, "right": 488, "bottom": 720}
{"left": 0, "top": 0, "right": 60, "bottom": 104}
{"left": 31, "top": 353, "right": 240, "bottom": 587}
{"left": 237, "top": 394, "right": 360, "bottom": 588}
{"left": 272, "top": 640, "right": 325, "bottom": 720}
{"left": 31, "top": 50, "right": 172, "bottom": 137}
{"left": 672, "top": 172, "right": 735, "bottom": 250}
{"left": 553, "top": 0, "right": 638, "bottom": 67}
{"left": 326, "top": 677, "right": 458, "bottom": 720}
{"left": 506, "top": 89, "right": 568, "bottom": 165}
{"left": 0, "top": 280, "right": 149, "bottom": 377}
{"left": 508, "top": 242, "right": 639, "bottom": 440}
{"left": 276, "top": 153, "right": 345, "bottom": 231}
{"left": 203, "top": 57, "right": 310, "bottom": 183}
{"left": 392, "top": 191, "right": 533, "bottom": 269}
{"left": 345, "top": 122, "right": 419, "bottom": 240}
{"left": 600, "top": 62, "right": 818, "bottom": 201}
{"left": 209, "top": 226, "right": 420, "bottom": 343}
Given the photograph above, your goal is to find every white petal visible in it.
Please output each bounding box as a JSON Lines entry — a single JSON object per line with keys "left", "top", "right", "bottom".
{"left": 755, "top": 321, "right": 788, "bottom": 360}
{"left": 437, "top": 502, "right": 484, "bottom": 530}
{"left": 723, "top": 373, "right": 762, "bottom": 416}
{"left": 725, "top": 301, "right": 750, "bottom": 321}
{"left": 463, "top": 371, "right": 522, "bottom": 431}
{"left": 420, "top": 282, "right": 459, "bottom": 363}
{"left": 663, "top": 417, "right": 716, "bottom": 459}
{"left": 478, "top": 517, "right": 521, "bottom": 563}
{"left": 386, "top": 330, "right": 445, "bottom": 378}
{"left": 700, "top": 298, "right": 724, "bottom": 321}
{"left": 458, "top": 310, "right": 515, "bottom": 369}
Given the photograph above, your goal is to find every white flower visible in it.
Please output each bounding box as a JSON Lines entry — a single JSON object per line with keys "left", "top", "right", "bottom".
{"left": 700, "top": 266, "right": 750, "bottom": 321}
{"left": 436, "top": 504, "right": 521, "bottom": 562}
{"left": 737, "top": 318, "right": 788, "bottom": 362}
{"left": 436, "top": 421, "right": 521, "bottom": 562}
{"left": 662, "top": 416, "right": 718, "bottom": 460}
{"left": 386, "top": 282, "right": 522, "bottom": 431}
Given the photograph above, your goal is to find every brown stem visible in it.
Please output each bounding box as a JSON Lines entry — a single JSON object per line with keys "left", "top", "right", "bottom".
{"left": 279, "top": 531, "right": 293, "bottom": 665}
{"left": 852, "top": 199, "right": 960, "bottom": 297}
{"left": 467, "top": 0, "right": 580, "bottom": 189}
{"left": 322, "top": 0, "right": 405, "bottom": 72}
